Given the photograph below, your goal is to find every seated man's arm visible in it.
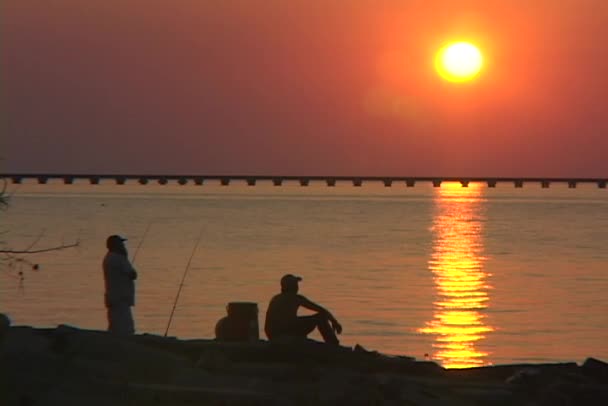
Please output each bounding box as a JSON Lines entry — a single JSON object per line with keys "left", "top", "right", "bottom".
{"left": 299, "top": 296, "right": 342, "bottom": 334}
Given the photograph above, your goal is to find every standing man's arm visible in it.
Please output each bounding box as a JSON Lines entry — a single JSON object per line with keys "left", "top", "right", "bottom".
{"left": 299, "top": 296, "right": 342, "bottom": 334}
{"left": 121, "top": 256, "right": 137, "bottom": 280}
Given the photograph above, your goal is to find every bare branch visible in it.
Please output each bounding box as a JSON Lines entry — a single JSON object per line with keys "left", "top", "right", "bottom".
{"left": 23, "top": 229, "right": 47, "bottom": 252}
{"left": 0, "top": 241, "right": 80, "bottom": 254}
{"left": 1, "top": 180, "right": 78, "bottom": 285}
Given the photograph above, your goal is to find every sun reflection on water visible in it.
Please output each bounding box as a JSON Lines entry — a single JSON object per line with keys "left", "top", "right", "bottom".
{"left": 419, "top": 183, "right": 493, "bottom": 369}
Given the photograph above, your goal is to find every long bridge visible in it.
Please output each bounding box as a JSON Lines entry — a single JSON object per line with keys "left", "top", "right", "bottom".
{"left": 0, "top": 174, "right": 606, "bottom": 188}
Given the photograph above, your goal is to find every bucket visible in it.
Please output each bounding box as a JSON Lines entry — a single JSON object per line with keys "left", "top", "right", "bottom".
{"left": 216, "top": 302, "right": 259, "bottom": 342}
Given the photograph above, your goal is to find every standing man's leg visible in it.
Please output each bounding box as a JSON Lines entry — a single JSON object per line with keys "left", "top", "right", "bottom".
{"left": 106, "top": 306, "right": 114, "bottom": 332}
{"left": 108, "top": 304, "right": 135, "bottom": 335}
{"left": 124, "top": 305, "right": 135, "bottom": 334}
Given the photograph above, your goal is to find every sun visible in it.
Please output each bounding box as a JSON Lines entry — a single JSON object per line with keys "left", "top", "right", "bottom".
{"left": 435, "top": 42, "right": 483, "bottom": 83}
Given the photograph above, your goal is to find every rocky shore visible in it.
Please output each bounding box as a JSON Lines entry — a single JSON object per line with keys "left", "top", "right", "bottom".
{"left": 1, "top": 316, "right": 607, "bottom": 405}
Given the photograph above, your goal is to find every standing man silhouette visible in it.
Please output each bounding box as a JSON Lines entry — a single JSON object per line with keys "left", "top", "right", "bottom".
{"left": 265, "top": 274, "right": 342, "bottom": 345}
{"left": 103, "top": 235, "right": 137, "bottom": 334}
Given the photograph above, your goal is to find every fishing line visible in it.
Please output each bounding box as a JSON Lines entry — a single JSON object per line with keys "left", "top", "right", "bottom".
{"left": 131, "top": 222, "right": 152, "bottom": 265}
{"left": 164, "top": 227, "right": 204, "bottom": 337}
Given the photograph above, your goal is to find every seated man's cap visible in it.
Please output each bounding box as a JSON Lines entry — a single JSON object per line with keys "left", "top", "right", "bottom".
{"left": 280, "top": 274, "right": 302, "bottom": 289}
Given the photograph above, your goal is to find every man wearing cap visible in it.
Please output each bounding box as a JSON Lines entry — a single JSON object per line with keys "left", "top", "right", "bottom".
{"left": 103, "top": 235, "right": 138, "bottom": 334}
{"left": 264, "top": 274, "right": 342, "bottom": 345}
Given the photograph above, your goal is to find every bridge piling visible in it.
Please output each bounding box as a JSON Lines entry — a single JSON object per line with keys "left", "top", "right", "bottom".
{"left": 2, "top": 174, "right": 607, "bottom": 190}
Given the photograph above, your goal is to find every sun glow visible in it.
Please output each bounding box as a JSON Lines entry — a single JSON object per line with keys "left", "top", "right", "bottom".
{"left": 435, "top": 42, "right": 483, "bottom": 83}
{"left": 419, "top": 183, "right": 494, "bottom": 369}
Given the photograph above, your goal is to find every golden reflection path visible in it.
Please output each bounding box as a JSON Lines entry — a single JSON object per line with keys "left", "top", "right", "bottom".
{"left": 419, "top": 183, "right": 494, "bottom": 368}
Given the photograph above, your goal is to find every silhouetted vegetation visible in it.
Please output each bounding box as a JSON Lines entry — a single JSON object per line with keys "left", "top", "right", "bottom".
{"left": 0, "top": 180, "right": 79, "bottom": 285}
{"left": 0, "top": 180, "right": 7, "bottom": 208}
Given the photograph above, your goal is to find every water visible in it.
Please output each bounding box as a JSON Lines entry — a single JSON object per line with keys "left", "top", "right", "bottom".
{"left": 1, "top": 180, "right": 607, "bottom": 368}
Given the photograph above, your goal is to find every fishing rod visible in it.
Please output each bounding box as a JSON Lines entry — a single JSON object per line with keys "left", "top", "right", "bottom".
{"left": 164, "top": 227, "right": 204, "bottom": 337}
{"left": 131, "top": 222, "right": 152, "bottom": 265}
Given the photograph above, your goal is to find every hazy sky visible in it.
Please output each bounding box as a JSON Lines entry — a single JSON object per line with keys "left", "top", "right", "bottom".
{"left": 3, "top": 1, "right": 607, "bottom": 176}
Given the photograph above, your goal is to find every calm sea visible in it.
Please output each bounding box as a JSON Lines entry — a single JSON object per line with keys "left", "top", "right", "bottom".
{"left": 1, "top": 180, "right": 607, "bottom": 368}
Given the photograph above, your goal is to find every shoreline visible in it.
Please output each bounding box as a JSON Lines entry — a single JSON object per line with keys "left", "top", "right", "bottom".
{"left": 2, "top": 319, "right": 607, "bottom": 405}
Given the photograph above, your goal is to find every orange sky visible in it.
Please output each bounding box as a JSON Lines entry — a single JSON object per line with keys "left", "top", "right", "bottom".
{"left": 2, "top": 1, "right": 608, "bottom": 176}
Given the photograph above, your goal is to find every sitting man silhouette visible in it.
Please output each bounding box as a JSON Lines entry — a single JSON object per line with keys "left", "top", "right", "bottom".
{"left": 264, "top": 274, "right": 342, "bottom": 345}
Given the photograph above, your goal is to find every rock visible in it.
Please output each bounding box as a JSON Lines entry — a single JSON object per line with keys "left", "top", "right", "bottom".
{"left": 376, "top": 376, "right": 406, "bottom": 403}
{"left": 48, "top": 327, "right": 190, "bottom": 383}
{"left": 195, "top": 348, "right": 232, "bottom": 371}
{"left": 169, "top": 366, "right": 213, "bottom": 387}
{"left": 3, "top": 324, "right": 606, "bottom": 406}
{"left": 571, "top": 383, "right": 608, "bottom": 405}
{"left": 2, "top": 326, "right": 52, "bottom": 355}
{"left": 505, "top": 363, "right": 584, "bottom": 401}
{"left": 536, "top": 381, "right": 577, "bottom": 406}
{"left": 449, "top": 362, "right": 578, "bottom": 382}
{"left": 230, "top": 362, "right": 321, "bottom": 383}
{"left": 269, "top": 336, "right": 353, "bottom": 362}
{"left": 454, "top": 386, "right": 516, "bottom": 406}
{"left": 392, "top": 377, "right": 463, "bottom": 406}
{"left": 582, "top": 357, "right": 608, "bottom": 383}
{"left": 2, "top": 350, "right": 65, "bottom": 404}
{"left": 133, "top": 334, "right": 271, "bottom": 363}
{"left": 505, "top": 367, "right": 543, "bottom": 386}
{"left": 125, "top": 382, "right": 275, "bottom": 405}
{"left": 318, "top": 372, "right": 380, "bottom": 406}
